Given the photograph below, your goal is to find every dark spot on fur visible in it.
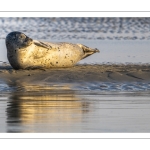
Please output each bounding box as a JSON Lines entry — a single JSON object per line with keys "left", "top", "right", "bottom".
{"left": 50, "top": 62, "right": 54, "bottom": 66}
{"left": 56, "top": 62, "right": 58, "bottom": 64}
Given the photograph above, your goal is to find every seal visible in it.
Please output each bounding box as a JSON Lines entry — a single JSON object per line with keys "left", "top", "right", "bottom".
{"left": 6, "top": 31, "right": 100, "bottom": 70}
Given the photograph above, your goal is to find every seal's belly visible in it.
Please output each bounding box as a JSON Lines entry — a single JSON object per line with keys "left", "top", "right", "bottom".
{"left": 17, "top": 44, "right": 84, "bottom": 69}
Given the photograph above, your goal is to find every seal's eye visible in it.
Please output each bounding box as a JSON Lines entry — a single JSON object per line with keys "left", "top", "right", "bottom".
{"left": 19, "top": 34, "right": 26, "bottom": 39}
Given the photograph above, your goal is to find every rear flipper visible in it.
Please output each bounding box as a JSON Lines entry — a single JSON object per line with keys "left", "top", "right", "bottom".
{"left": 77, "top": 44, "right": 100, "bottom": 59}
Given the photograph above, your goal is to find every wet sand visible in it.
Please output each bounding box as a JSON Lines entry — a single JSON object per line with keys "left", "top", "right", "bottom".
{"left": 0, "top": 64, "right": 150, "bottom": 84}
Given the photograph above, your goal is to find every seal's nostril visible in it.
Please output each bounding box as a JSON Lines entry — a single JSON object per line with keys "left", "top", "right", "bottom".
{"left": 27, "top": 37, "right": 33, "bottom": 42}
{"left": 25, "top": 37, "right": 32, "bottom": 42}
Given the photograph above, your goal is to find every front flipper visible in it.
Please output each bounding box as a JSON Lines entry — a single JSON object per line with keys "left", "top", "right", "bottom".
{"left": 33, "top": 40, "right": 52, "bottom": 49}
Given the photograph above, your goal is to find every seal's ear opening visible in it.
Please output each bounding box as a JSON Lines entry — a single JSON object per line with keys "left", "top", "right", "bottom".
{"left": 33, "top": 40, "right": 51, "bottom": 49}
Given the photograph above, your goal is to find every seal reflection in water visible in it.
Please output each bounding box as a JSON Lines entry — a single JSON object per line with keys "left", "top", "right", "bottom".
{"left": 6, "top": 83, "right": 90, "bottom": 132}
{"left": 6, "top": 31, "right": 100, "bottom": 70}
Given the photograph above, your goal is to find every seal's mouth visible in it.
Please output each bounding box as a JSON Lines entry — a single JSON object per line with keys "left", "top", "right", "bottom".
{"left": 25, "top": 36, "right": 33, "bottom": 42}
{"left": 24, "top": 37, "right": 33, "bottom": 46}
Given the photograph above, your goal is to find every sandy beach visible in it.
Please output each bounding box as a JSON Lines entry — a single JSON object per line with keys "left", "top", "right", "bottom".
{"left": 0, "top": 64, "right": 150, "bottom": 84}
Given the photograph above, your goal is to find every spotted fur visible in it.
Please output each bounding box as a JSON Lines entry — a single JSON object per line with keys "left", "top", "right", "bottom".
{"left": 6, "top": 31, "right": 100, "bottom": 70}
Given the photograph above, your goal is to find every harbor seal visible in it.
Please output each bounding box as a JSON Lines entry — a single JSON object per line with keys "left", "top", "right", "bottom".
{"left": 6, "top": 31, "right": 100, "bottom": 70}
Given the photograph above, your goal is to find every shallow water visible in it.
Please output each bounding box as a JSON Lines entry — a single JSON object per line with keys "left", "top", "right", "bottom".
{"left": 0, "top": 79, "right": 150, "bottom": 132}
{"left": 0, "top": 84, "right": 150, "bottom": 133}
{"left": 0, "top": 39, "right": 150, "bottom": 133}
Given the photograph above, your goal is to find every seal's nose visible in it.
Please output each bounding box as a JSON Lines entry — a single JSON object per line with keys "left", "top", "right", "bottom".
{"left": 25, "top": 36, "right": 33, "bottom": 42}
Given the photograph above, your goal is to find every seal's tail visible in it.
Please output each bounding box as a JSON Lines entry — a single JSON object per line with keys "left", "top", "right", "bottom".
{"left": 77, "top": 44, "right": 100, "bottom": 60}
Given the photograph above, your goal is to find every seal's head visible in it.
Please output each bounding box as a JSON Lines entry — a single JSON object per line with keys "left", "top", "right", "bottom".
{"left": 6, "top": 31, "right": 33, "bottom": 51}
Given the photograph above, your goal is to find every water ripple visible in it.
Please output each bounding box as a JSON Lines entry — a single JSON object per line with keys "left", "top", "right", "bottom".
{"left": 75, "top": 82, "right": 150, "bottom": 92}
